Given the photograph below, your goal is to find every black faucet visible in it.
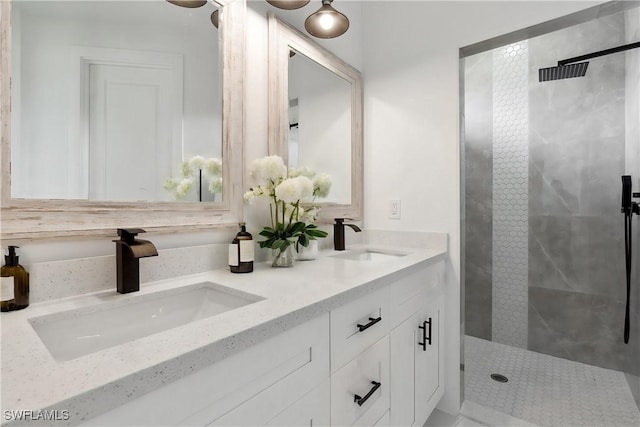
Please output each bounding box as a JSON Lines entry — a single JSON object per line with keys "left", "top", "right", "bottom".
{"left": 113, "top": 228, "right": 158, "bottom": 294}
{"left": 334, "top": 218, "right": 362, "bottom": 251}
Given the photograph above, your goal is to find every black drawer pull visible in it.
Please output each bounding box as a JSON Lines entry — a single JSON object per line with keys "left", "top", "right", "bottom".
{"left": 353, "top": 381, "right": 381, "bottom": 407}
{"left": 357, "top": 316, "right": 382, "bottom": 332}
{"left": 418, "top": 318, "right": 432, "bottom": 351}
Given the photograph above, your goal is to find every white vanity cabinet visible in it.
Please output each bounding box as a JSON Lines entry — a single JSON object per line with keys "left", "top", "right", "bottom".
{"left": 389, "top": 263, "right": 445, "bottom": 427}
{"left": 81, "top": 259, "right": 445, "bottom": 427}
{"left": 82, "top": 313, "right": 330, "bottom": 427}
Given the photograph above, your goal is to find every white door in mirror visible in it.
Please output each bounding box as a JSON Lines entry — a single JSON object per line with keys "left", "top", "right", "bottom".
{"left": 89, "top": 64, "right": 177, "bottom": 202}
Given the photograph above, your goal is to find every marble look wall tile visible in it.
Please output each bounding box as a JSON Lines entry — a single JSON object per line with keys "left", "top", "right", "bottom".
{"left": 529, "top": 12, "right": 626, "bottom": 218}
{"left": 529, "top": 286, "right": 640, "bottom": 376}
{"left": 529, "top": 215, "right": 625, "bottom": 301}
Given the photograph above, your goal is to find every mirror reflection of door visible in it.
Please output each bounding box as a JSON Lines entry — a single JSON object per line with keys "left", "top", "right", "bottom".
{"left": 288, "top": 50, "right": 352, "bottom": 205}
{"left": 89, "top": 63, "right": 177, "bottom": 202}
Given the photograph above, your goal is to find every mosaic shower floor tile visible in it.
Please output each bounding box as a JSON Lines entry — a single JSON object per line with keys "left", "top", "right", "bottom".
{"left": 465, "top": 335, "right": 640, "bottom": 427}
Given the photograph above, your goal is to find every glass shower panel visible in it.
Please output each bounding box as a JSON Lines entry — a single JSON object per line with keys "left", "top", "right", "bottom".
{"left": 463, "top": 5, "right": 640, "bottom": 425}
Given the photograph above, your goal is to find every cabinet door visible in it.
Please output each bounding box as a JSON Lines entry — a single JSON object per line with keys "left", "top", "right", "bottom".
{"left": 266, "top": 380, "right": 330, "bottom": 427}
{"left": 389, "top": 313, "right": 417, "bottom": 427}
{"left": 414, "top": 293, "right": 444, "bottom": 425}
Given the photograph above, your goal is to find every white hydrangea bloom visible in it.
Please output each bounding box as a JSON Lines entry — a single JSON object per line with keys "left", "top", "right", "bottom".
{"left": 313, "top": 173, "right": 332, "bottom": 198}
{"left": 204, "top": 158, "right": 222, "bottom": 177}
{"left": 189, "top": 155, "right": 206, "bottom": 171}
{"left": 163, "top": 177, "right": 179, "bottom": 191}
{"left": 175, "top": 178, "right": 194, "bottom": 199}
{"left": 275, "top": 179, "right": 300, "bottom": 204}
{"left": 208, "top": 177, "right": 223, "bottom": 194}
{"left": 275, "top": 176, "right": 312, "bottom": 204}
{"left": 250, "top": 155, "right": 286, "bottom": 185}
{"left": 299, "top": 176, "right": 314, "bottom": 199}
{"left": 180, "top": 160, "right": 192, "bottom": 178}
{"left": 289, "top": 167, "right": 315, "bottom": 179}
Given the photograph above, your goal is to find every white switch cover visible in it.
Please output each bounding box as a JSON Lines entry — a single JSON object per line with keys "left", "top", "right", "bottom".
{"left": 389, "top": 200, "right": 401, "bottom": 219}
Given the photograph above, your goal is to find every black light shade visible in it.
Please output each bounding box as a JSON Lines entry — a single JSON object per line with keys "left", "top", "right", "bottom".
{"left": 267, "top": 1, "right": 310, "bottom": 10}
{"left": 211, "top": 9, "right": 219, "bottom": 28}
{"left": 166, "top": 0, "right": 208, "bottom": 8}
{"left": 304, "top": 0, "right": 349, "bottom": 39}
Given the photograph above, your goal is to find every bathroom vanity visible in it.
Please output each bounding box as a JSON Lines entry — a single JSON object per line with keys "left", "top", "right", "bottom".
{"left": 0, "top": 236, "right": 446, "bottom": 427}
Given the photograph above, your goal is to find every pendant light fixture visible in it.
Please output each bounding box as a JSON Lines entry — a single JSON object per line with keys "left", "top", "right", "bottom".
{"left": 166, "top": 0, "right": 207, "bottom": 8}
{"left": 304, "top": 0, "right": 349, "bottom": 39}
{"left": 210, "top": 10, "right": 219, "bottom": 28}
{"left": 267, "top": 1, "right": 310, "bottom": 10}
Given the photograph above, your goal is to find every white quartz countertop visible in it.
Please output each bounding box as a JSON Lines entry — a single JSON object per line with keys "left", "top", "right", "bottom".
{"left": 1, "top": 234, "right": 446, "bottom": 426}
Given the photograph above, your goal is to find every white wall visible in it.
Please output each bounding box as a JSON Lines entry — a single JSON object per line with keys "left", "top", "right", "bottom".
{"left": 361, "top": 0, "right": 604, "bottom": 414}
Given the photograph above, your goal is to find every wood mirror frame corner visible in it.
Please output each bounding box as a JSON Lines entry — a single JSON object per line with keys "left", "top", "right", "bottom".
{"left": 0, "top": 0, "right": 245, "bottom": 241}
{"left": 267, "top": 12, "right": 363, "bottom": 222}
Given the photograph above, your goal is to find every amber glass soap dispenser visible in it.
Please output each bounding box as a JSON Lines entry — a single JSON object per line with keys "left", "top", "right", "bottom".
{"left": 1, "top": 246, "right": 30, "bottom": 312}
{"left": 229, "top": 223, "right": 254, "bottom": 273}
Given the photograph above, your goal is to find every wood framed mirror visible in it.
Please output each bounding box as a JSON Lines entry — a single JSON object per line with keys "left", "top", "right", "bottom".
{"left": 268, "top": 12, "right": 363, "bottom": 222}
{"left": 0, "top": 0, "right": 245, "bottom": 240}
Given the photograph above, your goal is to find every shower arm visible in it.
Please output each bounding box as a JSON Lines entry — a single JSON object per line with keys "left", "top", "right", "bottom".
{"left": 558, "top": 41, "right": 640, "bottom": 66}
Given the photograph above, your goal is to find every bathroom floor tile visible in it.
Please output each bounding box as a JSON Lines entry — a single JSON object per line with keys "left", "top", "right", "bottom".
{"left": 464, "top": 335, "right": 640, "bottom": 427}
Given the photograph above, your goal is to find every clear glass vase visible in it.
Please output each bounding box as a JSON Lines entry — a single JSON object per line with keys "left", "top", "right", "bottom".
{"left": 271, "top": 245, "right": 295, "bottom": 267}
{"left": 296, "top": 240, "right": 319, "bottom": 261}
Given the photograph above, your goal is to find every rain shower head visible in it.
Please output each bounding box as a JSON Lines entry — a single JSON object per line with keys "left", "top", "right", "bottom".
{"left": 538, "top": 62, "right": 589, "bottom": 82}
{"left": 538, "top": 41, "right": 640, "bottom": 83}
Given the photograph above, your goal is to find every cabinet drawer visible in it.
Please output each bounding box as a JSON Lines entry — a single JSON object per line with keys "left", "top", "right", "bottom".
{"left": 331, "top": 285, "right": 390, "bottom": 372}
{"left": 390, "top": 261, "right": 443, "bottom": 328}
{"left": 331, "top": 336, "right": 390, "bottom": 427}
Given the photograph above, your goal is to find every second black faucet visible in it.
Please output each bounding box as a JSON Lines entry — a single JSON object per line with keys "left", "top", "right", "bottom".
{"left": 334, "top": 218, "right": 362, "bottom": 251}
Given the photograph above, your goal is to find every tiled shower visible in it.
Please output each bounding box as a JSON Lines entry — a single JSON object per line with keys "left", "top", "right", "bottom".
{"left": 463, "top": 5, "right": 640, "bottom": 424}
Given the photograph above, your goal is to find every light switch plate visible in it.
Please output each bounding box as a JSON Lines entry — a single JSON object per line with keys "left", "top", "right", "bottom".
{"left": 389, "top": 200, "right": 401, "bottom": 220}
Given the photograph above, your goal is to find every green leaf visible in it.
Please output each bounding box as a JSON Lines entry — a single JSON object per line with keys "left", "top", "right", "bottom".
{"left": 278, "top": 239, "right": 290, "bottom": 251}
{"left": 306, "top": 229, "right": 328, "bottom": 238}
{"left": 298, "top": 234, "right": 309, "bottom": 248}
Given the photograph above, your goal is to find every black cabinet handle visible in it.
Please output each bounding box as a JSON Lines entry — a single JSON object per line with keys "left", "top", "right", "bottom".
{"left": 418, "top": 318, "right": 432, "bottom": 351}
{"left": 353, "top": 381, "right": 381, "bottom": 407}
{"left": 357, "top": 316, "right": 382, "bottom": 332}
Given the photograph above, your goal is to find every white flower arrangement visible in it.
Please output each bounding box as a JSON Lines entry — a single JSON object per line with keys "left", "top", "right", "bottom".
{"left": 244, "top": 155, "right": 332, "bottom": 256}
{"left": 164, "top": 156, "right": 222, "bottom": 201}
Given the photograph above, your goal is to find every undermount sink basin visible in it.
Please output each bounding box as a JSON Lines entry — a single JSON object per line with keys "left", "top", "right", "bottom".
{"left": 331, "top": 248, "right": 408, "bottom": 262}
{"left": 29, "top": 282, "right": 263, "bottom": 362}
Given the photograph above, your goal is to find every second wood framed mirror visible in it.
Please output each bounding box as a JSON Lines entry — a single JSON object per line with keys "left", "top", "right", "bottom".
{"left": 268, "top": 12, "right": 363, "bottom": 222}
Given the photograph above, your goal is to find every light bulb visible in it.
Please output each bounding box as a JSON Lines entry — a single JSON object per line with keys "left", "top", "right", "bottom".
{"left": 319, "top": 13, "right": 334, "bottom": 30}
{"left": 304, "top": 0, "right": 349, "bottom": 39}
